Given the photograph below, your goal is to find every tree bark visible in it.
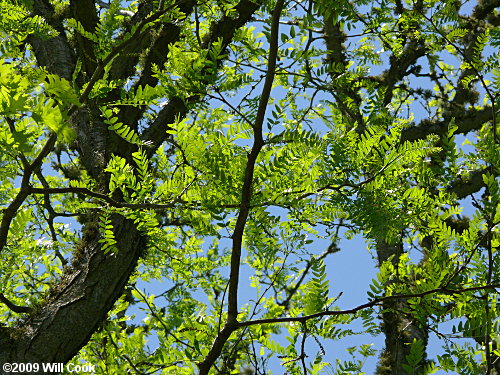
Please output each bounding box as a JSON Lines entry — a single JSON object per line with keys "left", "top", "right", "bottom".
{"left": 1, "top": 217, "right": 145, "bottom": 368}
{"left": 375, "top": 242, "right": 429, "bottom": 375}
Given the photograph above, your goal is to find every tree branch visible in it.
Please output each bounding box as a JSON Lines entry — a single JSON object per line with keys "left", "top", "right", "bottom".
{"left": 0, "top": 134, "right": 57, "bottom": 255}
{"left": 141, "top": 0, "right": 265, "bottom": 152}
{"left": 28, "top": 0, "right": 76, "bottom": 81}
{"left": 400, "top": 106, "right": 493, "bottom": 142}
{"left": 447, "top": 168, "right": 490, "bottom": 199}
{"left": 238, "top": 282, "right": 500, "bottom": 328}
{"left": 0, "top": 293, "right": 31, "bottom": 314}
{"left": 197, "top": 1, "right": 285, "bottom": 373}
{"left": 69, "top": 0, "right": 99, "bottom": 75}
{"left": 28, "top": 187, "right": 183, "bottom": 210}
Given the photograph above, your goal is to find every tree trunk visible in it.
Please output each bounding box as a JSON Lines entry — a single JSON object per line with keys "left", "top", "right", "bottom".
{"left": 0, "top": 217, "right": 145, "bottom": 369}
{"left": 375, "top": 241, "right": 429, "bottom": 375}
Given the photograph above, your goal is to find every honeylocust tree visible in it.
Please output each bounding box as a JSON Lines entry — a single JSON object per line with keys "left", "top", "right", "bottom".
{"left": 0, "top": 0, "right": 499, "bottom": 374}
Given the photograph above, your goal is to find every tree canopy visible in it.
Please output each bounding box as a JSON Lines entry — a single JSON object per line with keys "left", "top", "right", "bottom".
{"left": 0, "top": 0, "right": 499, "bottom": 373}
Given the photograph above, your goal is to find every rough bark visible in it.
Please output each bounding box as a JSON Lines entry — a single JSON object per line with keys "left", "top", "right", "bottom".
{"left": 2, "top": 217, "right": 145, "bottom": 366}
{"left": 375, "top": 242, "right": 429, "bottom": 375}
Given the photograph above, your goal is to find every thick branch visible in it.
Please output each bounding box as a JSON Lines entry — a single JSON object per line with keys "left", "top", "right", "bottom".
{"left": 472, "top": 0, "right": 500, "bottom": 21}
{"left": 116, "top": 21, "right": 185, "bottom": 130}
{"left": 0, "top": 293, "right": 31, "bottom": 314}
{"left": 381, "top": 40, "right": 427, "bottom": 106}
{"left": 323, "top": 15, "right": 364, "bottom": 129}
{"left": 400, "top": 106, "right": 492, "bottom": 142}
{"left": 28, "top": 0, "right": 76, "bottom": 81}
{"left": 69, "top": 0, "right": 99, "bottom": 75}
{"left": 142, "top": 0, "right": 265, "bottom": 152}
{"left": 448, "top": 168, "right": 489, "bottom": 199}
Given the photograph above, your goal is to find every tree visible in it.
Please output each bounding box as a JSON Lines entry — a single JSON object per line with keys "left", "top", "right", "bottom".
{"left": 0, "top": 0, "right": 499, "bottom": 373}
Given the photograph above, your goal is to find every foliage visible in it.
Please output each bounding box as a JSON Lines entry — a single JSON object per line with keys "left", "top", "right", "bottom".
{"left": 0, "top": 0, "right": 499, "bottom": 374}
